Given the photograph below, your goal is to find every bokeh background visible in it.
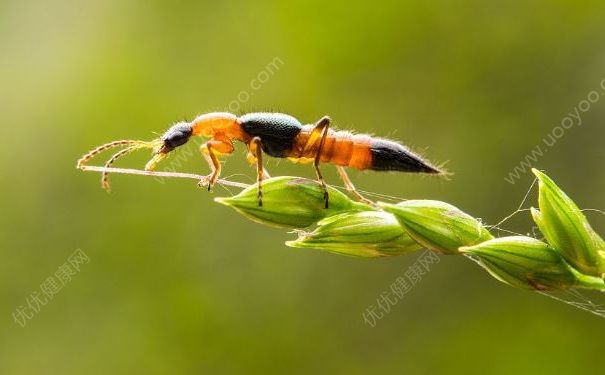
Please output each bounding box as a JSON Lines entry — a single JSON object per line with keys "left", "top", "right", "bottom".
{"left": 1, "top": 1, "right": 604, "bottom": 374}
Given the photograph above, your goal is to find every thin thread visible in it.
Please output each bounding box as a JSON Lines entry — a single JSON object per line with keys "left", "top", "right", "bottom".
{"left": 466, "top": 253, "right": 605, "bottom": 319}
{"left": 582, "top": 208, "right": 605, "bottom": 215}
{"left": 538, "top": 290, "right": 605, "bottom": 318}
{"left": 488, "top": 177, "right": 538, "bottom": 232}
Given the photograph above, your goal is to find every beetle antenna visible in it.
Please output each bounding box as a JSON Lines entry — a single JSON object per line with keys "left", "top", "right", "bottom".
{"left": 101, "top": 146, "right": 141, "bottom": 192}
{"left": 77, "top": 140, "right": 147, "bottom": 169}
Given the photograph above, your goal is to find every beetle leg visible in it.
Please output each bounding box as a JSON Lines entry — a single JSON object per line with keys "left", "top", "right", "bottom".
{"left": 309, "top": 116, "right": 331, "bottom": 208}
{"left": 246, "top": 146, "right": 271, "bottom": 180}
{"left": 247, "top": 137, "right": 265, "bottom": 206}
{"left": 199, "top": 137, "right": 234, "bottom": 191}
{"left": 336, "top": 166, "right": 374, "bottom": 205}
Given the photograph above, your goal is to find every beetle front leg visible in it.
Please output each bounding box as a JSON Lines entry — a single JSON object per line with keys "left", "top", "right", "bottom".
{"left": 198, "top": 137, "right": 233, "bottom": 191}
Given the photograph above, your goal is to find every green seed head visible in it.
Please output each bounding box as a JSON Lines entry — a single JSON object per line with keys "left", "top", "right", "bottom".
{"left": 379, "top": 200, "right": 493, "bottom": 254}
{"left": 461, "top": 236, "right": 605, "bottom": 291}
{"left": 215, "top": 176, "right": 371, "bottom": 229}
{"left": 286, "top": 211, "right": 422, "bottom": 258}
{"left": 532, "top": 169, "right": 605, "bottom": 278}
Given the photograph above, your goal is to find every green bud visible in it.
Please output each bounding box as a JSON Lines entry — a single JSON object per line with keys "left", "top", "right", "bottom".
{"left": 286, "top": 211, "right": 422, "bottom": 258}
{"left": 379, "top": 200, "right": 493, "bottom": 254}
{"left": 532, "top": 169, "right": 605, "bottom": 278}
{"left": 215, "top": 176, "right": 371, "bottom": 229}
{"left": 461, "top": 236, "right": 605, "bottom": 291}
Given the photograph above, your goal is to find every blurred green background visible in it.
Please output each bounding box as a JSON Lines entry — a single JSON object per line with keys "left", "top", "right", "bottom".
{"left": 1, "top": 0, "right": 604, "bottom": 374}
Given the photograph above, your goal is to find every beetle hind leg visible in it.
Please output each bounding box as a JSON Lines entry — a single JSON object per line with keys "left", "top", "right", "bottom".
{"left": 308, "top": 116, "right": 332, "bottom": 208}
{"left": 336, "top": 166, "right": 374, "bottom": 205}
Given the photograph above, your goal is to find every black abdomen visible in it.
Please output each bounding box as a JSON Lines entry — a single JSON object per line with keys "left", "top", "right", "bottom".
{"left": 239, "top": 112, "right": 303, "bottom": 157}
{"left": 370, "top": 139, "right": 440, "bottom": 173}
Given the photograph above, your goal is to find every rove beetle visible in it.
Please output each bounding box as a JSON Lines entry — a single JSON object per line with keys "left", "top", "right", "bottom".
{"left": 78, "top": 112, "right": 442, "bottom": 207}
